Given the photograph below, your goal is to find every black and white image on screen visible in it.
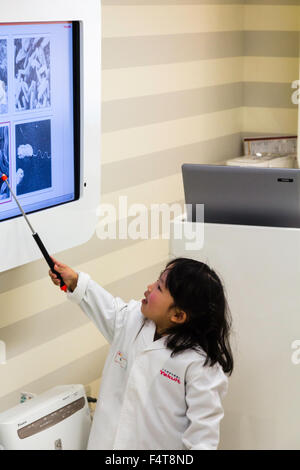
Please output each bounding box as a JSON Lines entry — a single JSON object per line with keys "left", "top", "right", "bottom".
{"left": 0, "top": 40, "right": 8, "bottom": 114}
{"left": 14, "top": 37, "right": 50, "bottom": 111}
{"left": 15, "top": 119, "right": 52, "bottom": 196}
{"left": 0, "top": 125, "right": 10, "bottom": 200}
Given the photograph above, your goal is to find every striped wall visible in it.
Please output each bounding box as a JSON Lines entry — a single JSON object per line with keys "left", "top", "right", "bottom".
{"left": 0, "top": 1, "right": 299, "bottom": 416}
{"left": 243, "top": 4, "right": 299, "bottom": 138}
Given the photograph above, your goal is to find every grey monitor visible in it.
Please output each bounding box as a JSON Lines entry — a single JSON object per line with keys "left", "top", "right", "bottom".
{"left": 182, "top": 164, "right": 300, "bottom": 228}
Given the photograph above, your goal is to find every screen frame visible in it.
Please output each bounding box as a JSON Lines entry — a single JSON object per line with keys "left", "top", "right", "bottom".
{"left": 72, "top": 20, "right": 81, "bottom": 203}
{"left": 0, "top": 20, "right": 81, "bottom": 223}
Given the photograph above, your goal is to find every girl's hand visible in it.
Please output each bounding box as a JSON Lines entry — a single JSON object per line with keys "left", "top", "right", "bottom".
{"left": 49, "top": 257, "right": 78, "bottom": 292}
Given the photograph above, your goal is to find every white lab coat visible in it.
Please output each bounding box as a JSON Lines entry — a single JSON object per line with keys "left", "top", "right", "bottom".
{"left": 67, "top": 272, "right": 228, "bottom": 450}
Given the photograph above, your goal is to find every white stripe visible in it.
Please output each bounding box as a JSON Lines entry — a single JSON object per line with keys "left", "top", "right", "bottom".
{"left": 244, "top": 5, "right": 300, "bottom": 31}
{"left": 103, "top": 57, "right": 244, "bottom": 102}
{"left": 103, "top": 57, "right": 299, "bottom": 103}
{"left": 243, "top": 57, "right": 299, "bottom": 84}
{"left": 103, "top": 5, "right": 299, "bottom": 38}
{"left": 242, "top": 107, "right": 298, "bottom": 134}
{"left": 103, "top": 5, "right": 243, "bottom": 37}
{"left": 102, "top": 108, "right": 242, "bottom": 164}
{"left": 101, "top": 173, "right": 183, "bottom": 208}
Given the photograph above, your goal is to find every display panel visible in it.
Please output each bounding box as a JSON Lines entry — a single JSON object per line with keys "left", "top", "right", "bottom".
{"left": 0, "top": 21, "right": 79, "bottom": 222}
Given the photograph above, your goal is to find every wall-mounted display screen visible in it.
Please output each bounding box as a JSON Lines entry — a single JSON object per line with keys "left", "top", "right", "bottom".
{"left": 0, "top": 21, "right": 80, "bottom": 222}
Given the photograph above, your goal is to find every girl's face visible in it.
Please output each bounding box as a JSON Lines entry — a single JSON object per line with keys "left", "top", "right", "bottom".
{"left": 141, "top": 269, "right": 186, "bottom": 334}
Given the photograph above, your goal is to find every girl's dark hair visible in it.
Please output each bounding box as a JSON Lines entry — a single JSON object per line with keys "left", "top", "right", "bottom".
{"left": 163, "top": 257, "right": 234, "bottom": 375}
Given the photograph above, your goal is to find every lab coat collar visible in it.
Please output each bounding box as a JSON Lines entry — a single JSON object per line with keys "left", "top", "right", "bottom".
{"left": 140, "top": 318, "right": 168, "bottom": 351}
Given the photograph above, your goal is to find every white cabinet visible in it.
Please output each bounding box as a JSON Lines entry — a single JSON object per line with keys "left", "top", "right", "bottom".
{"left": 170, "top": 218, "right": 300, "bottom": 450}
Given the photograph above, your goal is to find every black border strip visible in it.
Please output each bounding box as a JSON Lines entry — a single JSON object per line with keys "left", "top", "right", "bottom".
{"left": 72, "top": 20, "right": 81, "bottom": 201}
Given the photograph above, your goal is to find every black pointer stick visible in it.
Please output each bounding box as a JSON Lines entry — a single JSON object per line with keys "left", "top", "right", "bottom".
{"left": 1, "top": 174, "right": 67, "bottom": 292}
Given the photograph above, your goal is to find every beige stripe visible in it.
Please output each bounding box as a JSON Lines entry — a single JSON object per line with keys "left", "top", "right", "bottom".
{"left": 103, "top": 0, "right": 245, "bottom": 4}
{"left": 103, "top": 5, "right": 300, "bottom": 38}
{"left": 0, "top": 261, "right": 170, "bottom": 406}
{"left": 102, "top": 5, "right": 243, "bottom": 38}
{"left": 244, "top": 82, "right": 296, "bottom": 109}
{"left": 103, "top": 57, "right": 243, "bottom": 102}
{"left": 103, "top": 32, "right": 298, "bottom": 70}
{"left": 244, "top": 5, "right": 300, "bottom": 31}
{"left": 1, "top": 260, "right": 176, "bottom": 402}
{"left": 0, "top": 323, "right": 107, "bottom": 398}
{"left": 102, "top": 108, "right": 242, "bottom": 164}
{"left": 244, "top": 57, "right": 299, "bottom": 83}
{"left": 102, "top": 32, "right": 244, "bottom": 69}
{"left": 0, "top": 261, "right": 167, "bottom": 360}
{"left": 102, "top": 83, "right": 243, "bottom": 133}
{"left": 244, "top": 31, "right": 299, "bottom": 58}
{"left": 1, "top": 302, "right": 88, "bottom": 360}
{"left": 0, "top": 347, "right": 109, "bottom": 413}
{"left": 103, "top": 57, "right": 299, "bottom": 102}
{"left": 246, "top": 0, "right": 300, "bottom": 4}
{"left": 103, "top": 81, "right": 296, "bottom": 133}
{"left": 0, "top": 237, "right": 170, "bottom": 327}
{"left": 99, "top": 174, "right": 184, "bottom": 223}
{"left": 104, "top": 0, "right": 299, "bottom": 4}
{"left": 242, "top": 107, "right": 298, "bottom": 134}
{"left": 101, "top": 133, "right": 242, "bottom": 194}
{"left": 71, "top": 238, "right": 170, "bottom": 293}
{"left": 0, "top": 214, "right": 177, "bottom": 293}
{"left": 107, "top": 260, "right": 169, "bottom": 302}
{"left": 100, "top": 175, "right": 183, "bottom": 215}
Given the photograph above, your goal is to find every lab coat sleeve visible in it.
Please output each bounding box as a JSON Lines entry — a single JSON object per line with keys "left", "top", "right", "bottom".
{"left": 67, "top": 271, "right": 129, "bottom": 343}
{"left": 182, "top": 360, "right": 228, "bottom": 450}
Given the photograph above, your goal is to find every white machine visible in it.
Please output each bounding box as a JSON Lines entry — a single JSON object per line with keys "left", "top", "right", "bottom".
{"left": 0, "top": 385, "right": 91, "bottom": 450}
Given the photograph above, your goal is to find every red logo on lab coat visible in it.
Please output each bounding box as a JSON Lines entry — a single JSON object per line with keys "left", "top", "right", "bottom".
{"left": 160, "top": 368, "right": 181, "bottom": 384}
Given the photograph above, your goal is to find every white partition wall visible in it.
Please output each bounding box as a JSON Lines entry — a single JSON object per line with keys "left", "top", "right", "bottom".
{"left": 0, "top": 0, "right": 101, "bottom": 272}
{"left": 170, "top": 219, "right": 300, "bottom": 450}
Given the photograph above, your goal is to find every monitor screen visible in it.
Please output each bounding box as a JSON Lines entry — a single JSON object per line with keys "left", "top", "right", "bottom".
{"left": 0, "top": 20, "right": 80, "bottom": 222}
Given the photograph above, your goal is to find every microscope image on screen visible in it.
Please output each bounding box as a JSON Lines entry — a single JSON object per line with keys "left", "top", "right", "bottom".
{"left": 0, "top": 125, "right": 10, "bottom": 200}
{"left": 0, "top": 21, "right": 77, "bottom": 224}
{"left": 14, "top": 36, "right": 50, "bottom": 111}
{"left": 15, "top": 119, "right": 52, "bottom": 196}
{"left": 0, "top": 39, "right": 8, "bottom": 115}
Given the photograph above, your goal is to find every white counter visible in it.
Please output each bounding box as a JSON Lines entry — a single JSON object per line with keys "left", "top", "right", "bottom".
{"left": 170, "top": 218, "right": 300, "bottom": 450}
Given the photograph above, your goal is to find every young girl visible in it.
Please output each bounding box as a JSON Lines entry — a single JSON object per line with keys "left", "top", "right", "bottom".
{"left": 49, "top": 257, "right": 233, "bottom": 450}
